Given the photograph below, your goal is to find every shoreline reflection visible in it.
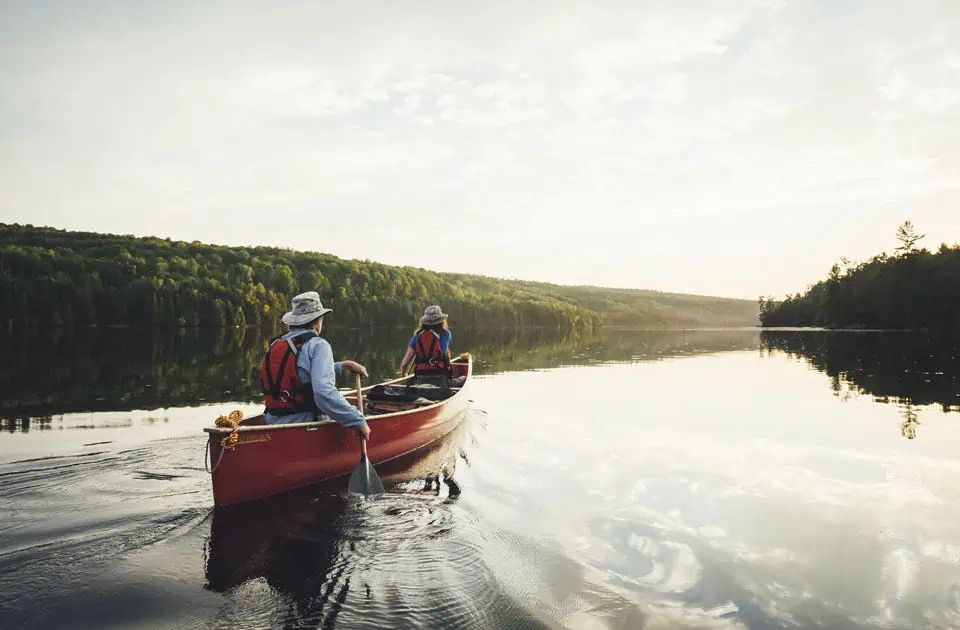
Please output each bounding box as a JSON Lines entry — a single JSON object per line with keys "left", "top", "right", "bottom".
{"left": 1, "top": 326, "right": 760, "bottom": 422}
{"left": 762, "top": 330, "right": 960, "bottom": 439}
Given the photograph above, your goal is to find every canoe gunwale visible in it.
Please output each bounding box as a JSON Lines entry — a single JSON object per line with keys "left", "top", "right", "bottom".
{"left": 203, "top": 357, "right": 472, "bottom": 435}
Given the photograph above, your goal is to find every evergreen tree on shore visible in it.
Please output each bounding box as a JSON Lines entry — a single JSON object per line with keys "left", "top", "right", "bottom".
{"left": 760, "top": 222, "right": 960, "bottom": 329}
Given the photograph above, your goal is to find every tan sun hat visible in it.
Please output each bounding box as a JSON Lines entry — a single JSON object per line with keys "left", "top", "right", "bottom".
{"left": 420, "top": 305, "right": 448, "bottom": 325}
{"left": 282, "top": 291, "right": 333, "bottom": 326}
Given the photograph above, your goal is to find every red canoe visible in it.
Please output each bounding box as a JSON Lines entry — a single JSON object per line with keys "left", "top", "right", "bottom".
{"left": 204, "top": 356, "right": 472, "bottom": 506}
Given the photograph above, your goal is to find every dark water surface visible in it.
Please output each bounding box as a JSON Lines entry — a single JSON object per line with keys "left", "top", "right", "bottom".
{"left": 2, "top": 327, "right": 959, "bottom": 629}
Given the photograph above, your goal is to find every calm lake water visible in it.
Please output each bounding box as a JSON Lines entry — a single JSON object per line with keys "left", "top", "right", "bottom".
{"left": 2, "top": 327, "right": 959, "bottom": 629}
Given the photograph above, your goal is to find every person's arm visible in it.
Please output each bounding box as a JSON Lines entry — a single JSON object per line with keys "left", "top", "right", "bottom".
{"left": 399, "top": 346, "right": 415, "bottom": 374}
{"left": 337, "top": 360, "right": 368, "bottom": 378}
{"left": 303, "top": 339, "right": 369, "bottom": 431}
{"left": 441, "top": 329, "right": 453, "bottom": 358}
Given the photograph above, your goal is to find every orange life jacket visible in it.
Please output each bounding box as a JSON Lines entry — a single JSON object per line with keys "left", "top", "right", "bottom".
{"left": 413, "top": 330, "right": 451, "bottom": 375}
{"left": 260, "top": 331, "right": 319, "bottom": 415}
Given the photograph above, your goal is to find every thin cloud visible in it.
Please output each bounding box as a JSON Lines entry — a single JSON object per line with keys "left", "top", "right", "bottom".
{"left": 0, "top": 1, "right": 958, "bottom": 298}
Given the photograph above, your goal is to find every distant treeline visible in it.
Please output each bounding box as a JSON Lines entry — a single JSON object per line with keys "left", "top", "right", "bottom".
{"left": 468, "top": 281, "right": 759, "bottom": 328}
{"left": 759, "top": 223, "right": 960, "bottom": 330}
{"left": 0, "top": 223, "right": 756, "bottom": 331}
{"left": 0, "top": 224, "right": 596, "bottom": 330}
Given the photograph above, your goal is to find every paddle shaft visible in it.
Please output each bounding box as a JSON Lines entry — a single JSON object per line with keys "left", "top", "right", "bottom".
{"left": 341, "top": 373, "right": 413, "bottom": 400}
{"left": 355, "top": 373, "right": 367, "bottom": 457}
{"left": 347, "top": 370, "right": 383, "bottom": 495}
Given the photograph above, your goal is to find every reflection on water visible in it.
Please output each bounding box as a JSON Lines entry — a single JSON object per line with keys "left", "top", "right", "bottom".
{"left": 4, "top": 327, "right": 959, "bottom": 441}
{"left": 761, "top": 330, "right": 960, "bottom": 411}
{"left": 762, "top": 330, "right": 960, "bottom": 439}
{"left": 468, "top": 353, "right": 960, "bottom": 628}
{"left": 201, "top": 419, "right": 547, "bottom": 629}
{"left": 3, "top": 328, "right": 960, "bottom": 628}
{"left": 2, "top": 416, "right": 53, "bottom": 432}
{"left": 0, "top": 325, "right": 759, "bottom": 424}
{"left": 0, "top": 325, "right": 264, "bottom": 422}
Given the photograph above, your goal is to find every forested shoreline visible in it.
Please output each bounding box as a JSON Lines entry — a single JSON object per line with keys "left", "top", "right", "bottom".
{"left": 0, "top": 224, "right": 756, "bottom": 331}
{"left": 759, "top": 223, "right": 960, "bottom": 330}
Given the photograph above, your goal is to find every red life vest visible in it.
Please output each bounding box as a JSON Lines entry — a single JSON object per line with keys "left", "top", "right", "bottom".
{"left": 260, "top": 331, "right": 319, "bottom": 415}
{"left": 413, "top": 330, "right": 451, "bottom": 375}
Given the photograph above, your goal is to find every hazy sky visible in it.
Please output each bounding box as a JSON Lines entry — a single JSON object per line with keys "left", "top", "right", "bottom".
{"left": 1, "top": 1, "right": 958, "bottom": 298}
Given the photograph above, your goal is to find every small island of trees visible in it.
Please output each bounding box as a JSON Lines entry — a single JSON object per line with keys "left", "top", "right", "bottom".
{"left": 759, "top": 221, "right": 960, "bottom": 330}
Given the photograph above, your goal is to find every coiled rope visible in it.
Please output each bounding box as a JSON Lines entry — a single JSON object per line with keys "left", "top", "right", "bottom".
{"left": 204, "top": 410, "right": 244, "bottom": 474}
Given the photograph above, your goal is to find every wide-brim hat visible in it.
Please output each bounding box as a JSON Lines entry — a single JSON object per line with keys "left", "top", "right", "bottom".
{"left": 282, "top": 291, "right": 333, "bottom": 326}
{"left": 420, "top": 305, "right": 448, "bottom": 325}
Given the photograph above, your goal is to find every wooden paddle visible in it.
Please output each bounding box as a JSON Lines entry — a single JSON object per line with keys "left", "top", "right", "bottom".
{"left": 347, "top": 372, "right": 384, "bottom": 496}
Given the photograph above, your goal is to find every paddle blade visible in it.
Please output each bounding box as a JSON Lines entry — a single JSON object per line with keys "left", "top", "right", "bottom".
{"left": 348, "top": 453, "right": 385, "bottom": 496}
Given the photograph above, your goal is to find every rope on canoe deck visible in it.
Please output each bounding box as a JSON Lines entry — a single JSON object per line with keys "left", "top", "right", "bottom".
{"left": 204, "top": 410, "right": 244, "bottom": 474}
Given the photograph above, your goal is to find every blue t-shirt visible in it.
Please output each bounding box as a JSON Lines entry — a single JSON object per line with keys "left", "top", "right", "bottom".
{"left": 409, "top": 329, "right": 452, "bottom": 354}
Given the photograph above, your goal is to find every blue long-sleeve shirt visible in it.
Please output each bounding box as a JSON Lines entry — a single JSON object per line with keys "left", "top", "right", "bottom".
{"left": 265, "top": 330, "right": 367, "bottom": 428}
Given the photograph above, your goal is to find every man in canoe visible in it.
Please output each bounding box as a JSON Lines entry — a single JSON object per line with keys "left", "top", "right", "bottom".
{"left": 261, "top": 291, "right": 370, "bottom": 439}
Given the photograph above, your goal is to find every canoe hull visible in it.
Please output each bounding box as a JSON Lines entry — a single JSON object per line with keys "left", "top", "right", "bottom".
{"left": 206, "top": 359, "right": 471, "bottom": 506}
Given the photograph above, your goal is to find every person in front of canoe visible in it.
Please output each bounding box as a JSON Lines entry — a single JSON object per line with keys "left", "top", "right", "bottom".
{"left": 261, "top": 291, "right": 371, "bottom": 439}
{"left": 399, "top": 305, "right": 465, "bottom": 388}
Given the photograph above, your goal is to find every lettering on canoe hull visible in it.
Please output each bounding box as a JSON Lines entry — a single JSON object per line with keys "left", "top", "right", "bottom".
{"left": 236, "top": 433, "right": 272, "bottom": 446}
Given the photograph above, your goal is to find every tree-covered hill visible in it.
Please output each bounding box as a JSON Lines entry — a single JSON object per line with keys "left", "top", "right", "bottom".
{"left": 510, "top": 282, "right": 759, "bottom": 328}
{"left": 0, "top": 223, "right": 756, "bottom": 330}
{"left": 759, "top": 223, "right": 960, "bottom": 330}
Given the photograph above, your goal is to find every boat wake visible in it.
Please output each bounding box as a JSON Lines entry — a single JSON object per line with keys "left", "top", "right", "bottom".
{"left": 205, "top": 488, "right": 543, "bottom": 629}
{"left": 200, "top": 414, "right": 546, "bottom": 629}
{"left": 0, "top": 435, "right": 214, "bottom": 625}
